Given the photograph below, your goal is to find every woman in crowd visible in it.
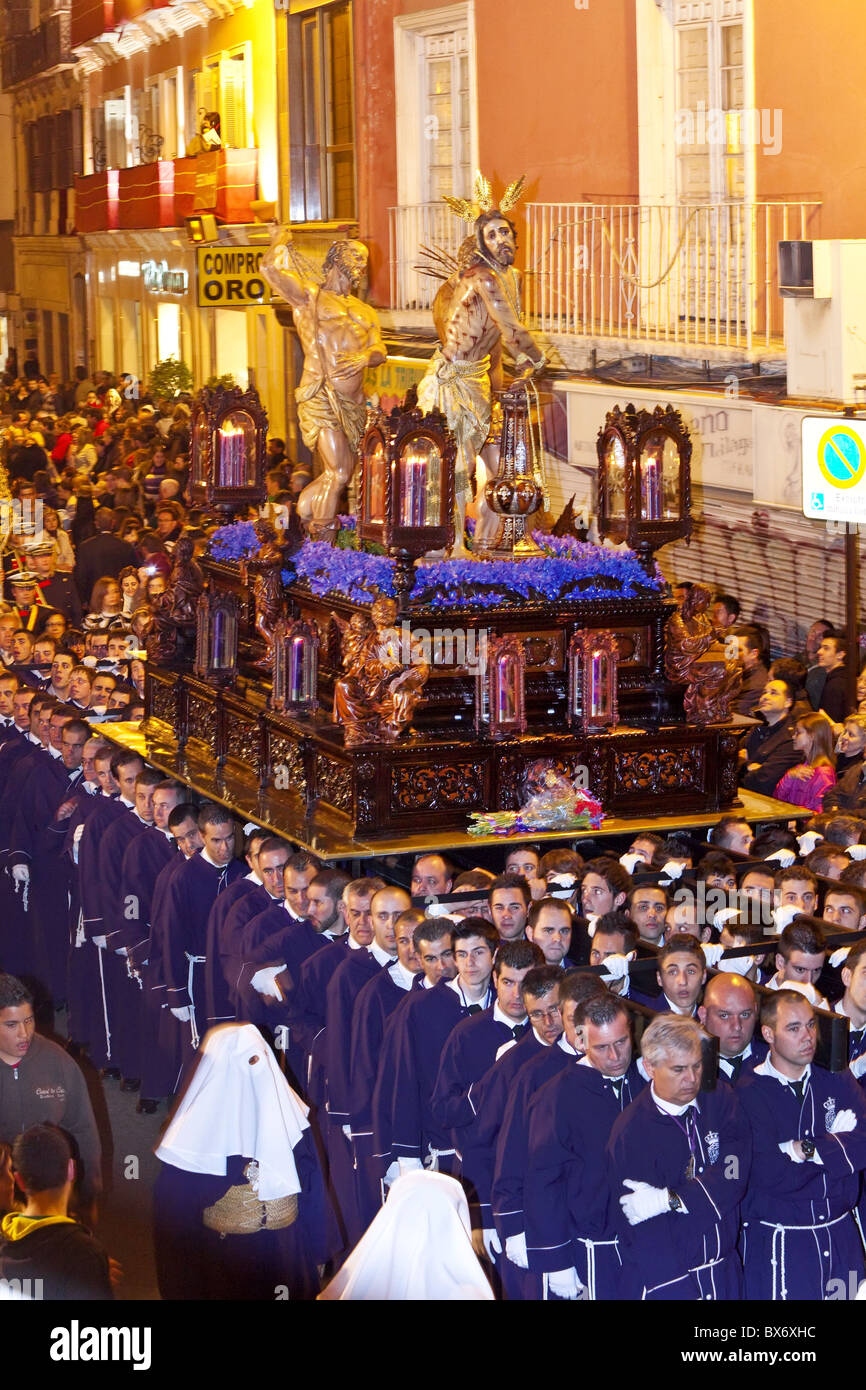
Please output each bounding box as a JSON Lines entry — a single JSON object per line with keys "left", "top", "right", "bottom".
{"left": 83, "top": 576, "right": 127, "bottom": 632}
{"left": 774, "top": 710, "right": 838, "bottom": 812}
{"left": 43, "top": 505, "right": 76, "bottom": 572}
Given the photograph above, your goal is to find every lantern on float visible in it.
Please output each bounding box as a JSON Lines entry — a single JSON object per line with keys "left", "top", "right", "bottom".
{"left": 194, "top": 589, "right": 238, "bottom": 683}
{"left": 568, "top": 629, "right": 619, "bottom": 731}
{"left": 272, "top": 618, "right": 319, "bottom": 715}
{"left": 359, "top": 402, "right": 456, "bottom": 605}
{"left": 189, "top": 383, "right": 267, "bottom": 522}
{"left": 476, "top": 635, "right": 527, "bottom": 738}
{"left": 597, "top": 403, "right": 692, "bottom": 574}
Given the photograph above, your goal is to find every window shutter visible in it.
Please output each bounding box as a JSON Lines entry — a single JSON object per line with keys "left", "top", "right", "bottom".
{"left": 71, "top": 105, "right": 83, "bottom": 176}
{"left": 219, "top": 55, "right": 247, "bottom": 149}
{"left": 104, "top": 97, "right": 126, "bottom": 169}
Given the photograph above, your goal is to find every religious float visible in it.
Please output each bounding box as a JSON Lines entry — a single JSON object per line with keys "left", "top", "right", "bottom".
{"left": 143, "top": 374, "right": 747, "bottom": 843}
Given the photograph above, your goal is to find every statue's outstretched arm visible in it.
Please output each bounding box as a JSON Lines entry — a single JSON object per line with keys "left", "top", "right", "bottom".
{"left": 261, "top": 230, "right": 309, "bottom": 310}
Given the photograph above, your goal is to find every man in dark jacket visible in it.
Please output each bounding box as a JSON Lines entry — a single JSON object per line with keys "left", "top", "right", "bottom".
{"left": 817, "top": 634, "right": 850, "bottom": 724}
{"left": 0, "top": 1124, "right": 112, "bottom": 1299}
{"left": 73, "top": 508, "right": 138, "bottom": 604}
{"left": 740, "top": 677, "right": 801, "bottom": 797}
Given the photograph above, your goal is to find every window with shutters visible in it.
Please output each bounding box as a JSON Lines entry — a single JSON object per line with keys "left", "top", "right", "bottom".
{"left": 188, "top": 46, "right": 252, "bottom": 153}
{"left": 96, "top": 90, "right": 133, "bottom": 170}
{"left": 393, "top": 5, "right": 478, "bottom": 213}
{"left": 288, "top": 0, "right": 355, "bottom": 223}
{"left": 53, "top": 108, "right": 74, "bottom": 188}
{"left": 675, "top": 0, "right": 744, "bottom": 203}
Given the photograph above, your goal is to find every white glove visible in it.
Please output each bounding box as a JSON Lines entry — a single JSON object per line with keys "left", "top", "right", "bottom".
{"left": 600, "top": 951, "right": 635, "bottom": 982}
{"left": 505, "top": 1232, "right": 528, "bottom": 1269}
{"left": 619, "top": 852, "right": 645, "bottom": 874}
{"left": 701, "top": 943, "right": 725, "bottom": 967}
{"left": 831, "top": 1109, "right": 857, "bottom": 1134}
{"left": 797, "top": 831, "right": 823, "bottom": 855}
{"left": 850, "top": 1054, "right": 866, "bottom": 1080}
{"left": 481, "top": 1227, "right": 502, "bottom": 1261}
{"left": 764, "top": 848, "right": 797, "bottom": 868}
{"left": 11, "top": 864, "right": 29, "bottom": 885}
{"left": 170, "top": 1006, "right": 192, "bottom": 1022}
{"left": 397, "top": 1156, "right": 423, "bottom": 1176}
{"left": 619, "top": 1178, "right": 670, "bottom": 1225}
{"left": 341, "top": 1124, "right": 353, "bottom": 1141}
{"left": 660, "top": 860, "right": 684, "bottom": 880}
{"left": 847, "top": 844, "right": 866, "bottom": 861}
{"left": 92, "top": 934, "right": 107, "bottom": 949}
{"left": 383, "top": 1160, "right": 400, "bottom": 1189}
{"left": 712, "top": 906, "right": 741, "bottom": 931}
{"left": 548, "top": 1267, "right": 584, "bottom": 1299}
{"left": 585, "top": 913, "right": 599, "bottom": 938}
{"left": 115, "top": 947, "right": 128, "bottom": 957}
{"left": 830, "top": 946, "right": 852, "bottom": 969}
{"left": 250, "top": 965, "right": 286, "bottom": 999}
{"left": 770, "top": 903, "right": 801, "bottom": 935}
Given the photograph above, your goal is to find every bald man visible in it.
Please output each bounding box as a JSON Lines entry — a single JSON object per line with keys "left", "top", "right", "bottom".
{"left": 698, "top": 973, "right": 767, "bottom": 1083}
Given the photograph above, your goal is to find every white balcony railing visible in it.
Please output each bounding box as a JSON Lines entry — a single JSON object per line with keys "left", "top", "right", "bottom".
{"left": 390, "top": 199, "right": 822, "bottom": 350}
{"left": 389, "top": 202, "right": 467, "bottom": 312}
{"left": 523, "top": 200, "right": 822, "bottom": 350}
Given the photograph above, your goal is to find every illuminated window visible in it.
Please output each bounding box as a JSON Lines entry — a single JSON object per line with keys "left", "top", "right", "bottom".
{"left": 288, "top": 1, "right": 355, "bottom": 222}
{"left": 675, "top": 1, "right": 744, "bottom": 203}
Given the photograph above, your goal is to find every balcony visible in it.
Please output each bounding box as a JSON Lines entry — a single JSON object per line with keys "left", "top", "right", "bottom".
{"left": 74, "top": 149, "right": 258, "bottom": 233}
{"left": 1, "top": 11, "right": 74, "bottom": 88}
{"left": 389, "top": 199, "right": 823, "bottom": 352}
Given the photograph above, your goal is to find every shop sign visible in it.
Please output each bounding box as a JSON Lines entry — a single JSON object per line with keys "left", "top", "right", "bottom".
{"left": 196, "top": 248, "right": 273, "bottom": 307}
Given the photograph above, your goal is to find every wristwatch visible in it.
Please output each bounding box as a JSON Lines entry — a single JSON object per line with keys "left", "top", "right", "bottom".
{"left": 800, "top": 1138, "right": 816, "bottom": 1160}
{"left": 668, "top": 1189, "right": 683, "bottom": 1212}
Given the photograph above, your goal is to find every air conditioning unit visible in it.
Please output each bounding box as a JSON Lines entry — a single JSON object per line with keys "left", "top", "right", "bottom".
{"left": 784, "top": 240, "right": 866, "bottom": 403}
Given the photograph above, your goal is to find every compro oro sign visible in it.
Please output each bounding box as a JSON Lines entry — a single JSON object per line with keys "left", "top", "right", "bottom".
{"left": 802, "top": 416, "right": 866, "bottom": 523}
{"left": 196, "top": 248, "right": 272, "bottom": 307}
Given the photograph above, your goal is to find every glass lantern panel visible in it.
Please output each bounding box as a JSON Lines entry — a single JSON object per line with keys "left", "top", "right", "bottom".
{"left": 570, "top": 650, "right": 583, "bottom": 718}
{"left": 604, "top": 434, "right": 627, "bottom": 517}
{"left": 639, "top": 430, "right": 681, "bottom": 521}
{"left": 364, "top": 439, "right": 386, "bottom": 524}
{"left": 398, "top": 435, "right": 442, "bottom": 527}
{"left": 215, "top": 410, "right": 256, "bottom": 489}
{"left": 191, "top": 410, "right": 206, "bottom": 484}
{"left": 495, "top": 655, "right": 518, "bottom": 725}
{"left": 589, "top": 650, "right": 611, "bottom": 720}
{"left": 211, "top": 605, "right": 237, "bottom": 670}
{"left": 288, "top": 634, "right": 316, "bottom": 704}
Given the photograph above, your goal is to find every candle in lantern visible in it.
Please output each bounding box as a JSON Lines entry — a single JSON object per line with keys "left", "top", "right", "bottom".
{"left": 219, "top": 421, "right": 247, "bottom": 488}
{"left": 590, "top": 650, "right": 610, "bottom": 720}
{"left": 641, "top": 451, "right": 662, "bottom": 520}
{"left": 288, "top": 635, "right": 312, "bottom": 705}
{"left": 497, "top": 655, "right": 517, "bottom": 724}
{"left": 399, "top": 448, "right": 428, "bottom": 527}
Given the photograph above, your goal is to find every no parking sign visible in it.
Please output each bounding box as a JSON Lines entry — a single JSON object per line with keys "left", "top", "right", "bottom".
{"left": 801, "top": 416, "right": 866, "bottom": 522}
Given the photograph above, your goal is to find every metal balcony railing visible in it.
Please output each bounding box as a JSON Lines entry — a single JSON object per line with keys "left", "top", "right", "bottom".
{"left": 523, "top": 200, "right": 823, "bottom": 350}
{"left": 389, "top": 201, "right": 468, "bottom": 312}
{"left": 389, "top": 198, "right": 823, "bottom": 350}
{"left": 1, "top": 10, "right": 73, "bottom": 87}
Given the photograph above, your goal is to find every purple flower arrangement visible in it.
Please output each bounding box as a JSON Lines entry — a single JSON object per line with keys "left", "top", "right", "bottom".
{"left": 209, "top": 522, "right": 664, "bottom": 608}
{"left": 209, "top": 521, "right": 259, "bottom": 562}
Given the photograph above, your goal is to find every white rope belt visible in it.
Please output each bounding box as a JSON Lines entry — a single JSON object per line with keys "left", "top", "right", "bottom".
{"left": 185, "top": 952, "right": 206, "bottom": 1049}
